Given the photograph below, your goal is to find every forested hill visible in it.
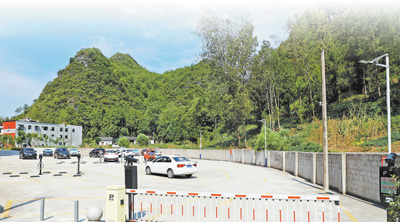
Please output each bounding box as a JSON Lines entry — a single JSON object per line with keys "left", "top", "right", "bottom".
{"left": 23, "top": 48, "right": 213, "bottom": 142}
{"left": 15, "top": 6, "right": 400, "bottom": 151}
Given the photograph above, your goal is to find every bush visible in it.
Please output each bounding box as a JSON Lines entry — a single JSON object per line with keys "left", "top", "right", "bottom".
{"left": 118, "top": 137, "right": 130, "bottom": 147}
{"left": 137, "top": 134, "right": 150, "bottom": 146}
{"left": 256, "top": 127, "right": 287, "bottom": 151}
{"left": 361, "top": 133, "right": 400, "bottom": 147}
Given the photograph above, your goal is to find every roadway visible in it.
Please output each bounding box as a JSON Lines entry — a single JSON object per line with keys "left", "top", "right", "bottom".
{"left": 0, "top": 150, "right": 386, "bottom": 221}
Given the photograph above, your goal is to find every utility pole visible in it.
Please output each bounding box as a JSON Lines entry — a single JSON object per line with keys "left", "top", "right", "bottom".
{"left": 322, "top": 49, "right": 329, "bottom": 192}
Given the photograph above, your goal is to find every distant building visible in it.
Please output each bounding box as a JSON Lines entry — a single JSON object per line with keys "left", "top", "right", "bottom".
{"left": 99, "top": 137, "right": 113, "bottom": 146}
{"left": 1, "top": 117, "right": 82, "bottom": 147}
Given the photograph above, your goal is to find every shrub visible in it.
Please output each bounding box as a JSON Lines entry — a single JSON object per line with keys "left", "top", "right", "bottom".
{"left": 137, "top": 134, "right": 150, "bottom": 146}
{"left": 118, "top": 137, "right": 130, "bottom": 147}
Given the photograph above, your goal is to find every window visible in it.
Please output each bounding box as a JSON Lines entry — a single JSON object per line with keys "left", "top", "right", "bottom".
{"left": 51, "top": 134, "right": 54, "bottom": 138}
{"left": 43, "top": 126, "right": 48, "bottom": 131}
{"left": 65, "top": 135, "right": 68, "bottom": 139}
{"left": 60, "top": 135, "right": 62, "bottom": 138}
{"left": 72, "top": 129, "right": 75, "bottom": 133}
{"left": 60, "top": 128, "right": 63, "bottom": 132}
{"left": 35, "top": 126, "right": 40, "bottom": 131}
{"left": 28, "top": 125, "right": 32, "bottom": 130}
{"left": 51, "top": 127, "right": 55, "bottom": 131}
{"left": 17, "top": 125, "right": 24, "bottom": 130}
{"left": 65, "top": 128, "right": 68, "bottom": 132}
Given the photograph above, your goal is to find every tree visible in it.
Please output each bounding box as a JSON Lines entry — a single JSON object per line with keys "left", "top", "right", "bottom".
{"left": 118, "top": 137, "right": 130, "bottom": 147}
{"left": 137, "top": 134, "right": 150, "bottom": 146}
{"left": 195, "top": 13, "right": 257, "bottom": 147}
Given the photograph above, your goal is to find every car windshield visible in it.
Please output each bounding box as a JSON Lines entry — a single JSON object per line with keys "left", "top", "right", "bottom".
{"left": 107, "top": 150, "right": 117, "bottom": 153}
{"left": 59, "top": 148, "right": 68, "bottom": 151}
{"left": 173, "top": 157, "right": 190, "bottom": 162}
{"left": 70, "top": 149, "right": 77, "bottom": 151}
{"left": 25, "top": 148, "right": 34, "bottom": 151}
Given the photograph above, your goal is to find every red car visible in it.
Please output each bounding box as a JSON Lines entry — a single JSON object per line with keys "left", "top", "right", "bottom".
{"left": 143, "top": 149, "right": 156, "bottom": 161}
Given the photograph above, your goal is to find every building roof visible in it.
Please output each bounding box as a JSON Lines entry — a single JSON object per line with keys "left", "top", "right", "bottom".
{"left": 100, "top": 137, "right": 113, "bottom": 141}
{"left": 126, "top": 137, "right": 137, "bottom": 141}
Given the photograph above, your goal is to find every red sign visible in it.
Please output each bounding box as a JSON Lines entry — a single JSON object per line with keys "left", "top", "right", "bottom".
{"left": 382, "top": 156, "right": 388, "bottom": 166}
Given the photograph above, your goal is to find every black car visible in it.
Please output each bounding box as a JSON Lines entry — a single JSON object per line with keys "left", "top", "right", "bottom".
{"left": 89, "top": 148, "right": 105, "bottom": 158}
{"left": 19, "top": 148, "right": 37, "bottom": 159}
{"left": 54, "top": 148, "right": 70, "bottom": 159}
{"left": 43, "top": 149, "right": 53, "bottom": 156}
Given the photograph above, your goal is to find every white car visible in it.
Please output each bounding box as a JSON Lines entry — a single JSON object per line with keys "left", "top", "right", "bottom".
{"left": 104, "top": 150, "right": 119, "bottom": 162}
{"left": 117, "top": 148, "right": 128, "bottom": 157}
{"left": 145, "top": 155, "right": 197, "bottom": 178}
{"left": 69, "top": 148, "right": 80, "bottom": 156}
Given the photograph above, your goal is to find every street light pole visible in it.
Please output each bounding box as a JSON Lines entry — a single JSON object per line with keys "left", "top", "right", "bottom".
{"left": 321, "top": 49, "right": 329, "bottom": 192}
{"left": 359, "top": 54, "right": 391, "bottom": 154}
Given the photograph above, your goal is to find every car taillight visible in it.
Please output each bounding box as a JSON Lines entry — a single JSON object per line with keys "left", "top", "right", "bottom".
{"left": 193, "top": 163, "right": 197, "bottom": 167}
{"left": 177, "top": 164, "right": 185, "bottom": 168}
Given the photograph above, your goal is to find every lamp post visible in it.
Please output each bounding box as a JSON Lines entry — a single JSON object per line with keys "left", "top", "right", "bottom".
{"left": 359, "top": 54, "right": 391, "bottom": 154}
{"left": 258, "top": 119, "right": 267, "bottom": 167}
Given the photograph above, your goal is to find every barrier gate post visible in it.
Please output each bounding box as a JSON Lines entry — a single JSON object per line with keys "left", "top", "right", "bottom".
{"left": 125, "top": 165, "right": 138, "bottom": 221}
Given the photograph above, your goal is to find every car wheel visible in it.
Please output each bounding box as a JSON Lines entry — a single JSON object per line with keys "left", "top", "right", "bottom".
{"left": 167, "top": 169, "right": 174, "bottom": 179}
{"left": 186, "top": 174, "right": 192, "bottom": 178}
{"left": 68, "top": 156, "right": 70, "bottom": 159}
{"left": 146, "top": 167, "right": 152, "bottom": 175}
{"left": 19, "top": 154, "right": 22, "bottom": 159}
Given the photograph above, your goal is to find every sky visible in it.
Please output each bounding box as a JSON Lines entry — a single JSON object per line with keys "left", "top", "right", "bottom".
{"left": 0, "top": 0, "right": 398, "bottom": 118}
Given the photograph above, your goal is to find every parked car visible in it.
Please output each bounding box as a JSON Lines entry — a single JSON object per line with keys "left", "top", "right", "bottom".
{"left": 42, "top": 149, "right": 53, "bottom": 157}
{"left": 54, "top": 148, "right": 70, "bottom": 159}
{"left": 145, "top": 155, "right": 197, "bottom": 178}
{"left": 104, "top": 150, "right": 119, "bottom": 162}
{"left": 117, "top": 148, "right": 128, "bottom": 157}
{"left": 143, "top": 149, "right": 156, "bottom": 161}
{"left": 19, "top": 148, "right": 37, "bottom": 159}
{"left": 69, "top": 148, "right": 80, "bottom": 156}
{"left": 89, "top": 148, "right": 105, "bottom": 158}
{"left": 132, "top": 149, "right": 140, "bottom": 156}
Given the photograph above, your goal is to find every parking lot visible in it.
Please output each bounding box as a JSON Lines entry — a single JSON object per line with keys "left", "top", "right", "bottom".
{"left": 0, "top": 149, "right": 386, "bottom": 221}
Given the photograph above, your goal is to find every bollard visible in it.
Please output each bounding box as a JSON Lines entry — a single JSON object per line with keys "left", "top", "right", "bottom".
{"left": 74, "top": 200, "right": 79, "bottom": 222}
{"left": 38, "top": 154, "right": 43, "bottom": 175}
{"left": 40, "top": 198, "right": 45, "bottom": 221}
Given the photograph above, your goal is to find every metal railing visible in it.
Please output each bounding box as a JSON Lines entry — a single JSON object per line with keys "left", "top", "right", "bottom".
{"left": 126, "top": 189, "right": 340, "bottom": 222}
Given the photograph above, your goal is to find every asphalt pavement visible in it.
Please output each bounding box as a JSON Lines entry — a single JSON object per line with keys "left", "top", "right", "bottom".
{"left": 0, "top": 149, "right": 386, "bottom": 221}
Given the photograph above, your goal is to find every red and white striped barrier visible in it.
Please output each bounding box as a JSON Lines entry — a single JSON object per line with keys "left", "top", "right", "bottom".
{"left": 126, "top": 189, "right": 340, "bottom": 222}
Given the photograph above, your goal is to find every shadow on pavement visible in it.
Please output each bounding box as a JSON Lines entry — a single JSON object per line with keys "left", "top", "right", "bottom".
{"left": 0, "top": 150, "right": 19, "bottom": 156}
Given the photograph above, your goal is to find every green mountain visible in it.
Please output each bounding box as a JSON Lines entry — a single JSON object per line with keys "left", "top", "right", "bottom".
{"left": 22, "top": 48, "right": 213, "bottom": 143}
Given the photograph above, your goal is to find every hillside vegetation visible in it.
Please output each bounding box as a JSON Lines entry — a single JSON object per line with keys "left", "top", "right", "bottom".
{"left": 4, "top": 6, "right": 400, "bottom": 152}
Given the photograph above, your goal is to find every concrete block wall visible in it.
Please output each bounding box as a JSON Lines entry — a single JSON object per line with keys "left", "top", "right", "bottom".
{"left": 298, "top": 152, "right": 313, "bottom": 181}
{"left": 346, "top": 154, "right": 381, "bottom": 202}
{"left": 255, "top": 151, "right": 266, "bottom": 166}
{"left": 328, "top": 154, "right": 343, "bottom": 192}
{"left": 270, "top": 151, "right": 283, "bottom": 169}
{"left": 285, "top": 152, "right": 296, "bottom": 174}
{"left": 243, "top": 150, "right": 255, "bottom": 164}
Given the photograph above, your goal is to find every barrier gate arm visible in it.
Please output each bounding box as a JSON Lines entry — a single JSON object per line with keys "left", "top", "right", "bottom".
{"left": 126, "top": 189, "right": 340, "bottom": 202}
